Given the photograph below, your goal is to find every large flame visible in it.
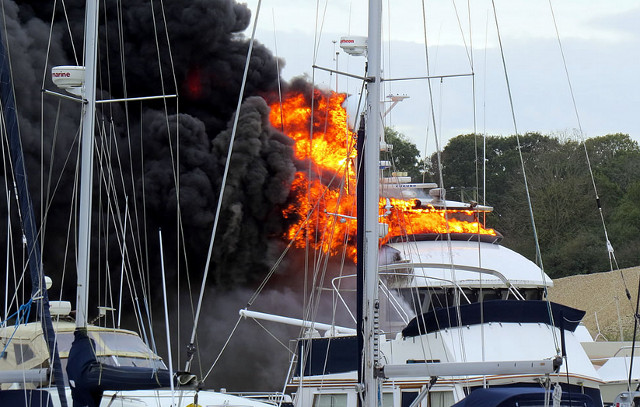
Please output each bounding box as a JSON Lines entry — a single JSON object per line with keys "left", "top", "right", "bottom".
{"left": 269, "top": 89, "right": 496, "bottom": 261}
{"left": 270, "top": 89, "right": 358, "bottom": 259}
{"left": 384, "top": 198, "right": 497, "bottom": 241}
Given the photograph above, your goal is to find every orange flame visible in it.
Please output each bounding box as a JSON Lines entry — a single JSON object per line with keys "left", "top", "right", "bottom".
{"left": 269, "top": 89, "right": 496, "bottom": 261}
{"left": 271, "top": 89, "right": 358, "bottom": 259}
{"left": 383, "top": 198, "right": 497, "bottom": 243}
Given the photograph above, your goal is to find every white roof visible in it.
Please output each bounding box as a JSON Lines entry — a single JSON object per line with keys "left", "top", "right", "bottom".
{"left": 383, "top": 240, "right": 553, "bottom": 288}
{"left": 597, "top": 356, "right": 640, "bottom": 382}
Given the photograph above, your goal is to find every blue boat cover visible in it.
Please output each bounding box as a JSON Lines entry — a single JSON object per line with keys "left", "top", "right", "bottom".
{"left": 66, "top": 329, "right": 172, "bottom": 407}
{"left": 0, "top": 390, "right": 54, "bottom": 407}
{"left": 452, "top": 387, "right": 595, "bottom": 407}
{"left": 402, "top": 300, "right": 585, "bottom": 338}
{"left": 296, "top": 335, "right": 359, "bottom": 376}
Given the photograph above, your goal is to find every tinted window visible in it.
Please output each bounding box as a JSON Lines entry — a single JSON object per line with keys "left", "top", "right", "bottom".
{"left": 313, "top": 394, "right": 348, "bottom": 407}
{"left": 14, "top": 343, "right": 35, "bottom": 364}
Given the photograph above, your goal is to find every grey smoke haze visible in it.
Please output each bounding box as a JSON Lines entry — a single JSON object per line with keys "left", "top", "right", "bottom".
{"left": 176, "top": 257, "right": 358, "bottom": 391}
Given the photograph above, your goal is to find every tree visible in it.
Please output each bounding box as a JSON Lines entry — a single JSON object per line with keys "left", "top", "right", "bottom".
{"left": 383, "top": 127, "right": 422, "bottom": 181}
{"left": 428, "top": 132, "right": 640, "bottom": 278}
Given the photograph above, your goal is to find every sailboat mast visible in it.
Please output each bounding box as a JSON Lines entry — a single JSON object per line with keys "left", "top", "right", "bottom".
{"left": 363, "top": 0, "right": 382, "bottom": 405}
{"left": 76, "top": 0, "right": 99, "bottom": 329}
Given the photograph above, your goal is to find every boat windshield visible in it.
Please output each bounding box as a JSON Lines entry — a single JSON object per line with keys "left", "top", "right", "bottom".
{"left": 55, "top": 330, "right": 163, "bottom": 362}
{"left": 399, "top": 287, "right": 545, "bottom": 316}
{"left": 92, "top": 331, "right": 155, "bottom": 355}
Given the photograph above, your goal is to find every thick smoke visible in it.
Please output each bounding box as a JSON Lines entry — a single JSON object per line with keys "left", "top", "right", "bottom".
{"left": 0, "top": 0, "right": 298, "bottom": 291}
{"left": 0, "top": 0, "right": 354, "bottom": 392}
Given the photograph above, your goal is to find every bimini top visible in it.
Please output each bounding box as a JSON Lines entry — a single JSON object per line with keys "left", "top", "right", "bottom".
{"left": 381, "top": 238, "right": 553, "bottom": 289}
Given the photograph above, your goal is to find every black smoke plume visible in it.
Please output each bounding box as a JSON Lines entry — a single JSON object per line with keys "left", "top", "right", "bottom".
{"left": 0, "top": 0, "right": 331, "bottom": 391}
{"left": 0, "top": 0, "right": 300, "bottom": 293}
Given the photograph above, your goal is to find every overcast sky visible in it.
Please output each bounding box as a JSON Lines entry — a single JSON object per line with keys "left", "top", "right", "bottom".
{"left": 244, "top": 0, "right": 640, "bottom": 157}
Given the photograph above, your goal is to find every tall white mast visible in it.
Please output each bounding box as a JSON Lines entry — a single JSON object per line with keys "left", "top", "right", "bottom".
{"left": 363, "top": 0, "right": 382, "bottom": 406}
{"left": 76, "top": 0, "right": 99, "bottom": 329}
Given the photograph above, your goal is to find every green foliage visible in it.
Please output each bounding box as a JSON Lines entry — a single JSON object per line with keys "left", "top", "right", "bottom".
{"left": 429, "top": 132, "right": 640, "bottom": 278}
{"left": 383, "top": 127, "right": 422, "bottom": 181}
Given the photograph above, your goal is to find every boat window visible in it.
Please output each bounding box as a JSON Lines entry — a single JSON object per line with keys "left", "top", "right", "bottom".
{"left": 401, "top": 391, "right": 418, "bottom": 407}
{"left": 91, "top": 332, "right": 155, "bottom": 355}
{"left": 382, "top": 393, "right": 394, "bottom": 407}
{"left": 460, "top": 289, "right": 478, "bottom": 304}
{"left": 399, "top": 289, "right": 429, "bottom": 315}
{"left": 400, "top": 286, "right": 545, "bottom": 319}
{"left": 52, "top": 331, "right": 155, "bottom": 357}
{"left": 523, "top": 288, "right": 544, "bottom": 301}
{"left": 55, "top": 332, "right": 75, "bottom": 353}
{"left": 428, "top": 391, "right": 454, "bottom": 407}
{"left": 312, "top": 393, "right": 348, "bottom": 407}
{"left": 96, "top": 355, "right": 167, "bottom": 369}
{"left": 478, "top": 289, "right": 504, "bottom": 302}
{"left": 14, "top": 343, "right": 35, "bottom": 364}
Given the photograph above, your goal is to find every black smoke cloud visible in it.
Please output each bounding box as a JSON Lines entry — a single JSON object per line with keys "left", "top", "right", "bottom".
{"left": 0, "top": 0, "right": 299, "bottom": 292}
{"left": 0, "top": 0, "right": 347, "bottom": 392}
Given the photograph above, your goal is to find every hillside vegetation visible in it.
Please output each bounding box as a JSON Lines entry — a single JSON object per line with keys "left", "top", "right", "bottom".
{"left": 407, "top": 132, "right": 640, "bottom": 279}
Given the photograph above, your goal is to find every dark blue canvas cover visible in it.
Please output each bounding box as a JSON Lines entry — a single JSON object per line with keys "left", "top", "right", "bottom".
{"left": 403, "top": 300, "right": 585, "bottom": 338}
{"left": 452, "top": 387, "right": 595, "bottom": 407}
{"left": 0, "top": 389, "right": 55, "bottom": 407}
{"left": 66, "top": 329, "right": 172, "bottom": 407}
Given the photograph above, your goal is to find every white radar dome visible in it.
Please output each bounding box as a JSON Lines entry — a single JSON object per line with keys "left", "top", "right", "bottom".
{"left": 52, "top": 66, "right": 85, "bottom": 96}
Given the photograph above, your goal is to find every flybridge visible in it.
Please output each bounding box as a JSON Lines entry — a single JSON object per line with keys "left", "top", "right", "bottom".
{"left": 380, "top": 176, "right": 493, "bottom": 211}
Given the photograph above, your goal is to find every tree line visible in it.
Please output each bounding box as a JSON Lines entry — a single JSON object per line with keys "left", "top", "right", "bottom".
{"left": 385, "top": 129, "right": 640, "bottom": 278}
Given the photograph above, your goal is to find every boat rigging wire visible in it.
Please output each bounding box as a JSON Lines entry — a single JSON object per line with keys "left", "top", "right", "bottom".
{"left": 419, "top": 0, "right": 468, "bottom": 369}
{"left": 3, "top": 199, "right": 9, "bottom": 321}
{"left": 158, "top": 229, "right": 176, "bottom": 405}
{"left": 117, "top": 197, "right": 128, "bottom": 327}
{"left": 209, "top": 149, "right": 360, "bottom": 378}
{"left": 451, "top": 0, "right": 473, "bottom": 69}
{"left": 1, "top": 14, "right": 67, "bottom": 399}
{"left": 59, "top": 0, "right": 79, "bottom": 65}
{"left": 272, "top": 9, "right": 285, "bottom": 134}
{"left": 247, "top": 146, "right": 357, "bottom": 306}
{"left": 244, "top": 316, "right": 296, "bottom": 355}
{"left": 186, "top": 0, "right": 263, "bottom": 372}
{"left": 0, "top": 105, "right": 15, "bottom": 322}
{"left": 148, "top": 1, "right": 188, "bottom": 359}
{"left": 202, "top": 314, "right": 242, "bottom": 382}
{"left": 546, "top": 0, "right": 630, "bottom": 302}
{"left": 490, "top": 0, "right": 560, "bottom": 353}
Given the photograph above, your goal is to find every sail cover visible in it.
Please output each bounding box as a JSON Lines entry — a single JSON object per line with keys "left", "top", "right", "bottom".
{"left": 66, "top": 329, "right": 172, "bottom": 407}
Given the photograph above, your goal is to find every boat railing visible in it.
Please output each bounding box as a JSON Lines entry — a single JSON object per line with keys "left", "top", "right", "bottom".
{"left": 378, "top": 262, "right": 525, "bottom": 301}
{"left": 225, "top": 391, "right": 293, "bottom": 406}
{"left": 329, "top": 271, "right": 507, "bottom": 326}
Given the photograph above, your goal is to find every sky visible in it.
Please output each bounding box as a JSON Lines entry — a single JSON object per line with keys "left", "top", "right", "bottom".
{"left": 241, "top": 0, "right": 640, "bottom": 157}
